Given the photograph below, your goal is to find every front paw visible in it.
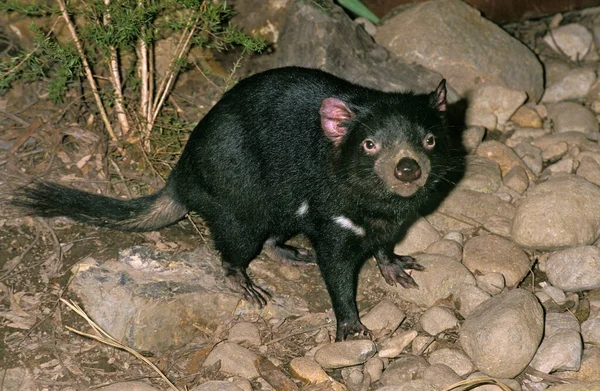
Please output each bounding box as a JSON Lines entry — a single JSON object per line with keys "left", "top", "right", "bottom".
{"left": 336, "top": 320, "right": 372, "bottom": 341}
{"left": 378, "top": 255, "right": 424, "bottom": 288}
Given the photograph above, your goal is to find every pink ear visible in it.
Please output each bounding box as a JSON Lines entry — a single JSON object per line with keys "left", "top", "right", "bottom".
{"left": 320, "top": 98, "right": 354, "bottom": 146}
{"left": 431, "top": 79, "right": 447, "bottom": 112}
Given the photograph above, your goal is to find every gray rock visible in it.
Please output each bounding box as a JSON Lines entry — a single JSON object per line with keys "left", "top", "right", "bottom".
{"left": 70, "top": 247, "right": 306, "bottom": 353}
{"left": 419, "top": 306, "right": 459, "bottom": 336}
{"left": 582, "top": 318, "right": 600, "bottom": 345}
{"left": 476, "top": 141, "right": 535, "bottom": 180}
{"left": 276, "top": 0, "right": 442, "bottom": 94}
{"left": 459, "top": 289, "right": 544, "bottom": 378}
{"left": 503, "top": 166, "right": 530, "bottom": 194}
{"left": 512, "top": 175, "right": 600, "bottom": 250}
{"left": 314, "top": 340, "right": 376, "bottom": 369}
{"left": 203, "top": 342, "right": 259, "bottom": 379}
{"left": 361, "top": 299, "right": 406, "bottom": 334}
{"left": 548, "top": 102, "right": 599, "bottom": 141}
{"left": 462, "top": 234, "right": 530, "bottom": 288}
{"left": 466, "top": 373, "right": 522, "bottom": 391}
{"left": 428, "top": 348, "right": 474, "bottom": 377}
{"left": 559, "top": 345, "right": 600, "bottom": 382}
{"left": 544, "top": 24, "right": 593, "bottom": 61}
{"left": 459, "top": 156, "right": 503, "bottom": 194}
{"left": 189, "top": 381, "right": 244, "bottom": 391}
{"left": 423, "top": 364, "right": 462, "bottom": 390}
{"left": 513, "top": 142, "right": 544, "bottom": 175}
{"left": 532, "top": 132, "right": 600, "bottom": 153}
{"left": 394, "top": 217, "right": 442, "bottom": 256}
{"left": 466, "top": 85, "right": 527, "bottom": 131}
{"left": 541, "top": 284, "right": 568, "bottom": 305}
{"left": 462, "top": 126, "right": 486, "bottom": 153}
{"left": 543, "top": 158, "right": 576, "bottom": 176}
{"left": 0, "top": 367, "right": 38, "bottom": 391}
{"left": 546, "top": 382, "right": 600, "bottom": 391}
{"left": 530, "top": 328, "right": 582, "bottom": 373}
{"left": 378, "top": 380, "right": 440, "bottom": 391}
{"left": 507, "top": 128, "right": 550, "bottom": 147}
{"left": 378, "top": 330, "right": 418, "bottom": 358}
{"left": 364, "top": 357, "right": 384, "bottom": 382}
{"left": 454, "top": 284, "right": 492, "bottom": 318}
{"left": 577, "top": 156, "right": 600, "bottom": 186}
{"left": 542, "top": 67, "right": 596, "bottom": 103}
{"left": 443, "top": 231, "right": 464, "bottom": 246}
{"left": 228, "top": 322, "right": 261, "bottom": 346}
{"left": 345, "top": 368, "right": 370, "bottom": 391}
{"left": 380, "top": 355, "right": 430, "bottom": 386}
{"left": 386, "top": 254, "right": 476, "bottom": 307}
{"left": 545, "top": 312, "right": 581, "bottom": 338}
{"left": 375, "top": 0, "right": 543, "bottom": 101}
{"left": 425, "top": 239, "right": 463, "bottom": 262}
{"left": 426, "top": 188, "right": 516, "bottom": 233}
{"left": 541, "top": 246, "right": 600, "bottom": 291}
{"left": 475, "top": 272, "right": 505, "bottom": 295}
{"left": 542, "top": 142, "right": 569, "bottom": 163}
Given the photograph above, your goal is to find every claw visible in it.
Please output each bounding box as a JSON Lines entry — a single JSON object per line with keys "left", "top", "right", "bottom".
{"left": 226, "top": 268, "right": 271, "bottom": 307}
{"left": 377, "top": 255, "right": 423, "bottom": 289}
{"left": 336, "top": 320, "right": 372, "bottom": 341}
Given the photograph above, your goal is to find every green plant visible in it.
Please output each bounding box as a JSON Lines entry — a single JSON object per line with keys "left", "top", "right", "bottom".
{"left": 1, "top": 0, "right": 265, "bottom": 154}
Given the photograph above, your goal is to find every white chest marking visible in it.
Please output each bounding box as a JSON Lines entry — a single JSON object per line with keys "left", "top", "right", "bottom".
{"left": 333, "top": 215, "right": 366, "bottom": 237}
{"left": 296, "top": 201, "right": 309, "bottom": 217}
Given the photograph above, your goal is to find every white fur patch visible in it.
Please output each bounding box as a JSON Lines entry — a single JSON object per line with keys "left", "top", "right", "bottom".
{"left": 296, "top": 201, "right": 309, "bottom": 217}
{"left": 333, "top": 215, "right": 365, "bottom": 237}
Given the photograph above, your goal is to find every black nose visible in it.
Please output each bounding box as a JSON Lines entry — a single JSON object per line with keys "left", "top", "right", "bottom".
{"left": 395, "top": 157, "right": 422, "bottom": 182}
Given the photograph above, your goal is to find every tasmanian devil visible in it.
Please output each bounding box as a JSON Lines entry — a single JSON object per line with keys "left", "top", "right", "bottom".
{"left": 13, "top": 66, "right": 451, "bottom": 341}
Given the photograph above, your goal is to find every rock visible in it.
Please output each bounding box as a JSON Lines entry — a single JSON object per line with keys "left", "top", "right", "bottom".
{"left": 475, "top": 272, "right": 505, "bottom": 295}
{"left": 427, "top": 188, "right": 516, "bottom": 233}
{"left": 503, "top": 166, "right": 529, "bottom": 194}
{"left": 510, "top": 106, "right": 543, "bottom": 128}
{"left": 545, "top": 312, "right": 581, "bottom": 338}
{"left": 378, "top": 330, "right": 418, "bottom": 358}
{"left": 466, "top": 85, "right": 527, "bottom": 131}
{"left": 582, "top": 318, "right": 600, "bottom": 345}
{"left": 546, "top": 382, "right": 600, "bottom": 391}
{"left": 425, "top": 239, "right": 463, "bottom": 261}
{"left": 428, "top": 348, "right": 474, "bottom": 377}
{"left": 203, "top": 342, "right": 259, "bottom": 379}
{"left": 459, "top": 156, "right": 503, "bottom": 193}
{"left": 423, "top": 364, "right": 463, "bottom": 390}
{"left": 314, "top": 340, "right": 376, "bottom": 369}
{"left": 541, "top": 246, "right": 600, "bottom": 291}
{"left": 512, "top": 142, "right": 544, "bottom": 175}
{"left": 587, "top": 76, "right": 600, "bottom": 105}
{"left": 345, "top": 367, "right": 370, "bottom": 391}
{"left": 379, "top": 355, "right": 429, "bottom": 386}
{"left": 559, "top": 345, "right": 600, "bottom": 382}
{"left": 462, "top": 126, "right": 486, "bottom": 153}
{"left": 543, "top": 158, "right": 576, "bottom": 176}
{"left": 462, "top": 234, "right": 530, "bottom": 288}
{"left": 419, "top": 306, "right": 459, "bottom": 336}
{"left": 508, "top": 128, "right": 550, "bottom": 147}
{"left": 548, "top": 102, "right": 599, "bottom": 140}
{"left": 444, "top": 231, "right": 464, "bottom": 245}
{"left": 459, "top": 289, "right": 544, "bottom": 378}
{"left": 512, "top": 176, "right": 600, "bottom": 250}
{"left": 542, "top": 142, "right": 569, "bottom": 163}
{"left": 69, "top": 247, "right": 306, "bottom": 353}
{"left": 577, "top": 156, "right": 600, "bottom": 186}
{"left": 454, "top": 284, "right": 492, "bottom": 318}
{"left": 228, "top": 322, "right": 261, "bottom": 346}
{"left": 394, "top": 217, "right": 442, "bottom": 256}
{"left": 276, "top": 0, "right": 442, "bottom": 94}
{"left": 364, "top": 357, "right": 384, "bottom": 382}
{"left": 466, "top": 373, "right": 522, "bottom": 391}
{"left": 0, "top": 367, "right": 38, "bottom": 391}
{"left": 544, "top": 24, "right": 593, "bottom": 61}
{"left": 541, "top": 284, "right": 568, "bottom": 305}
{"left": 476, "top": 141, "right": 535, "bottom": 180}
{"left": 531, "top": 132, "right": 600, "bottom": 153}
{"left": 361, "top": 299, "right": 406, "bottom": 334}
{"left": 378, "top": 380, "right": 440, "bottom": 391}
{"left": 189, "top": 381, "right": 244, "bottom": 391}
{"left": 289, "top": 357, "right": 331, "bottom": 384}
{"left": 375, "top": 0, "right": 543, "bottom": 101}
{"left": 530, "top": 328, "right": 582, "bottom": 373}
{"left": 385, "top": 254, "right": 476, "bottom": 307}
{"left": 542, "top": 66, "right": 596, "bottom": 103}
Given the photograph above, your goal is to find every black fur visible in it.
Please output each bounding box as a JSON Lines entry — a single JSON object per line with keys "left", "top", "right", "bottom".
{"left": 13, "top": 67, "right": 455, "bottom": 340}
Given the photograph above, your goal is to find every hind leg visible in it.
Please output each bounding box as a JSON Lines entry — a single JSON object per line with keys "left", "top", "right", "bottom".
{"left": 264, "top": 236, "right": 316, "bottom": 266}
{"left": 210, "top": 215, "right": 271, "bottom": 306}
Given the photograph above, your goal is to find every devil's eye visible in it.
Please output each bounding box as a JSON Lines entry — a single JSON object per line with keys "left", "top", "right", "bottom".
{"left": 423, "top": 133, "right": 435, "bottom": 149}
{"left": 362, "top": 139, "right": 378, "bottom": 154}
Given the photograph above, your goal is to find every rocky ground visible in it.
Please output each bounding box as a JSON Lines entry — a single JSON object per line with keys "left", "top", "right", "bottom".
{"left": 1, "top": 0, "right": 600, "bottom": 390}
